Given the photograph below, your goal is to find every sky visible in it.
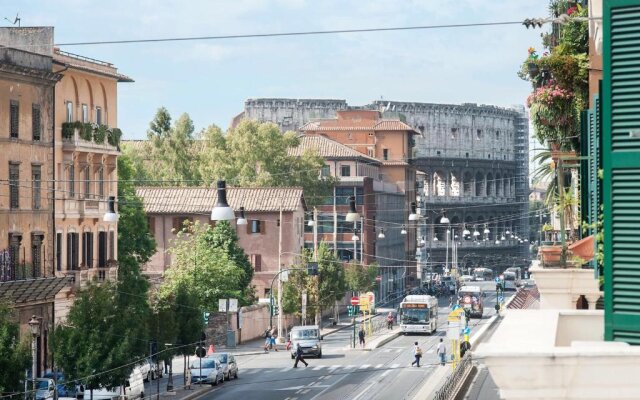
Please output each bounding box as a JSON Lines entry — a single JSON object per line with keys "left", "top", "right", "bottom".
{"left": 9, "top": 0, "right": 548, "bottom": 139}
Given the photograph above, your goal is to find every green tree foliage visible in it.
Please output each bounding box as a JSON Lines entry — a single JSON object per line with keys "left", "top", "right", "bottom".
{"left": 206, "top": 221, "right": 255, "bottom": 305}
{"left": 345, "top": 261, "right": 379, "bottom": 293}
{"left": 198, "top": 120, "right": 335, "bottom": 207}
{"left": 0, "top": 303, "right": 29, "bottom": 394}
{"left": 282, "top": 243, "right": 346, "bottom": 323}
{"left": 160, "top": 221, "right": 249, "bottom": 312}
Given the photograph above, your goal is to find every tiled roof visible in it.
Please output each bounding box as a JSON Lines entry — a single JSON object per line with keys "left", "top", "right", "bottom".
{"left": 381, "top": 160, "right": 410, "bottom": 166}
{"left": 288, "top": 135, "right": 380, "bottom": 164}
{"left": 0, "top": 277, "right": 72, "bottom": 304}
{"left": 507, "top": 287, "right": 540, "bottom": 310}
{"left": 300, "top": 119, "right": 417, "bottom": 133}
{"left": 136, "top": 186, "right": 305, "bottom": 214}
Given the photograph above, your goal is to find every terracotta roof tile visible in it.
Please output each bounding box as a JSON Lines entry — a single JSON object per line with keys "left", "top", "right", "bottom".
{"left": 301, "top": 119, "right": 417, "bottom": 133}
{"left": 288, "top": 135, "right": 380, "bottom": 164}
{"left": 136, "top": 186, "right": 305, "bottom": 214}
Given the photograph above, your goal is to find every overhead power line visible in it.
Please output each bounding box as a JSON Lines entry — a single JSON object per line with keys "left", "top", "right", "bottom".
{"left": 53, "top": 16, "right": 599, "bottom": 47}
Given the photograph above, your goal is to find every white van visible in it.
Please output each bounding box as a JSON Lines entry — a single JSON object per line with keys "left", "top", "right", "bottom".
{"left": 289, "top": 325, "right": 323, "bottom": 359}
{"left": 83, "top": 368, "right": 144, "bottom": 400}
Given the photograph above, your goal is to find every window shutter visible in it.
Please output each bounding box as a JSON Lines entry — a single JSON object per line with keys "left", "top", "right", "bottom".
{"left": 66, "top": 234, "right": 72, "bottom": 270}
{"left": 260, "top": 220, "right": 266, "bottom": 235}
{"left": 246, "top": 221, "right": 252, "bottom": 235}
{"left": 603, "top": 0, "right": 640, "bottom": 344}
{"left": 173, "top": 217, "right": 180, "bottom": 231}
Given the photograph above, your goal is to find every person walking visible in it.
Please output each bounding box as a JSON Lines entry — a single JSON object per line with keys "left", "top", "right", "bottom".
{"left": 358, "top": 327, "right": 366, "bottom": 349}
{"left": 411, "top": 341, "right": 422, "bottom": 367}
{"left": 264, "top": 332, "right": 271, "bottom": 352}
{"left": 437, "top": 338, "right": 447, "bottom": 366}
{"left": 270, "top": 334, "right": 278, "bottom": 351}
{"left": 293, "top": 343, "right": 308, "bottom": 368}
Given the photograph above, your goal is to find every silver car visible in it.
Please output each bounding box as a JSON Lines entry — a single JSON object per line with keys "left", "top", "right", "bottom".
{"left": 189, "top": 356, "right": 224, "bottom": 386}
{"left": 213, "top": 353, "right": 238, "bottom": 381}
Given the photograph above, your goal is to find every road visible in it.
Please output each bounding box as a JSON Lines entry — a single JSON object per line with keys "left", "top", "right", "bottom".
{"left": 190, "top": 281, "right": 499, "bottom": 400}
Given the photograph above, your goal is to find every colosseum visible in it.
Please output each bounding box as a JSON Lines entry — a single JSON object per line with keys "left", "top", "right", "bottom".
{"left": 237, "top": 98, "right": 530, "bottom": 279}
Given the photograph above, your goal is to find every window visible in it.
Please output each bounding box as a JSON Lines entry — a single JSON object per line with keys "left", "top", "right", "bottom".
{"left": 67, "top": 164, "right": 75, "bottom": 198}
{"left": 451, "top": 127, "right": 458, "bottom": 139}
{"left": 340, "top": 165, "right": 351, "bottom": 177}
{"left": 147, "top": 217, "right": 155, "bottom": 237}
{"left": 367, "top": 148, "right": 374, "bottom": 157}
{"left": 32, "top": 104, "right": 41, "bottom": 141}
{"left": 249, "top": 220, "right": 263, "bottom": 234}
{"left": 251, "top": 254, "right": 262, "bottom": 272}
{"left": 82, "top": 232, "right": 93, "bottom": 268}
{"left": 82, "top": 104, "right": 88, "bottom": 123}
{"left": 56, "top": 233, "right": 62, "bottom": 271}
{"left": 436, "top": 151, "right": 441, "bottom": 156}
{"left": 98, "top": 232, "right": 107, "bottom": 268}
{"left": 465, "top": 152, "right": 469, "bottom": 158}
{"left": 66, "top": 102, "right": 73, "bottom": 123}
{"left": 8, "top": 233, "right": 22, "bottom": 274}
{"left": 9, "top": 163, "right": 19, "bottom": 209}
{"left": 66, "top": 232, "right": 79, "bottom": 270}
{"left": 108, "top": 231, "right": 115, "bottom": 260}
{"left": 83, "top": 165, "right": 91, "bottom": 198}
{"left": 488, "top": 154, "right": 491, "bottom": 159}
{"left": 383, "top": 149, "right": 389, "bottom": 160}
{"left": 277, "top": 219, "right": 280, "bottom": 227}
{"left": 172, "top": 217, "right": 193, "bottom": 232}
{"left": 476, "top": 129, "right": 482, "bottom": 139}
{"left": 31, "top": 233, "right": 43, "bottom": 278}
{"left": 95, "top": 106, "right": 102, "bottom": 125}
{"left": 98, "top": 167, "right": 104, "bottom": 197}
{"left": 32, "top": 165, "right": 41, "bottom": 210}
{"left": 496, "top": 130, "right": 500, "bottom": 139}
{"left": 10, "top": 101, "right": 19, "bottom": 138}
{"left": 320, "top": 165, "right": 330, "bottom": 177}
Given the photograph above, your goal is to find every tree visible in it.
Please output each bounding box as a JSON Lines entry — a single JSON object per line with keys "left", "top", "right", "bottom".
{"left": 345, "top": 261, "right": 379, "bottom": 293}
{"left": 198, "top": 120, "right": 335, "bottom": 207}
{"left": 206, "top": 221, "right": 255, "bottom": 306}
{"left": 0, "top": 303, "right": 29, "bottom": 394}
{"left": 160, "top": 221, "right": 249, "bottom": 312}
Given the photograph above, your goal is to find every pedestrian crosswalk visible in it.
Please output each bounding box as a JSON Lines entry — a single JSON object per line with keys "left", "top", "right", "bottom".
{"left": 242, "top": 363, "right": 417, "bottom": 375}
{"left": 381, "top": 348, "right": 404, "bottom": 353}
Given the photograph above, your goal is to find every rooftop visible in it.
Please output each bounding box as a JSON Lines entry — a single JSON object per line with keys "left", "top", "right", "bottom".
{"left": 136, "top": 186, "right": 306, "bottom": 214}
{"left": 288, "top": 135, "right": 381, "bottom": 164}
{"left": 301, "top": 118, "right": 417, "bottom": 133}
{"left": 53, "top": 48, "right": 133, "bottom": 82}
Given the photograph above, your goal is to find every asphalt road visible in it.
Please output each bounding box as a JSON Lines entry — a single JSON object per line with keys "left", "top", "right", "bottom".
{"left": 196, "top": 281, "right": 498, "bottom": 400}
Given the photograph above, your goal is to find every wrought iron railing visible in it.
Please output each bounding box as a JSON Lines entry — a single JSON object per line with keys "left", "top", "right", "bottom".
{"left": 433, "top": 354, "right": 473, "bottom": 400}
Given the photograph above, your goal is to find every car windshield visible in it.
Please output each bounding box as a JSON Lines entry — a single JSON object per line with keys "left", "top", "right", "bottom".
{"left": 291, "top": 329, "right": 318, "bottom": 340}
{"left": 36, "top": 380, "right": 51, "bottom": 390}
{"left": 401, "top": 308, "right": 429, "bottom": 325}
{"left": 215, "top": 354, "right": 227, "bottom": 363}
{"left": 190, "top": 359, "right": 216, "bottom": 369}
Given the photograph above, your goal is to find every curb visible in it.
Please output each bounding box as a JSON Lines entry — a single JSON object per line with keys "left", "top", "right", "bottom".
{"left": 368, "top": 331, "right": 401, "bottom": 350}
{"left": 177, "top": 386, "right": 215, "bottom": 400}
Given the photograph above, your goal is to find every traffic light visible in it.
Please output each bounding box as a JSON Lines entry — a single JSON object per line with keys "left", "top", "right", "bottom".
{"left": 270, "top": 297, "right": 278, "bottom": 316}
{"left": 463, "top": 309, "right": 471, "bottom": 325}
{"left": 307, "top": 262, "right": 319, "bottom": 276}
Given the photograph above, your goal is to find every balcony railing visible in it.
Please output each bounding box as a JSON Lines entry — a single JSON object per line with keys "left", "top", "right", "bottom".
{"left": 0, "top": 263, "right": 41, "bottom": 282}
{"left": 61, "top": 123, "right": 121, "bottom": 153}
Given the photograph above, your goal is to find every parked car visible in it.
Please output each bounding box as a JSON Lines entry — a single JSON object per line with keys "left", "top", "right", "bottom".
{"left": 41, "top": 372, "right": 80, "bottom": 399}
{"left": 148, "top": 358, "right": 163, "bottom": 380}
{"left": 189, "top": 356, "right": 224, "bottom": 386}
{"left": 35, "top": 378, "right": 56, "bottom": 400}
{"left": 83, "top": 368, "right": 144, "bottom": 400}
{"left": 213, "top": 353, "right": 238, "bottom": 381}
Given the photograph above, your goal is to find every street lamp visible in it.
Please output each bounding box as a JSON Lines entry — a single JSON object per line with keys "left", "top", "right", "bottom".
{"left": 400, "top": 225, "right": 407, "bottom": 235}
{"left": 378, "top": 229, "right": 385, "bottom": 239}
{"left": 307, "top": 212, "right": 315, "bottom": 227}
{"left": 440, "top": 211, "right": 450, "bottom": 225}
{"left": 103, "top": 196, "right": 118, "bottom": 222}
{"left": 345, "top": 196, "right": 360, "bottom": 222}
{"left": 211, "top": 180, "right": 235, "bottom": 221}
{"left": 28, "top": 315, "right": 40, "bottom": 393}
{"left": 236, "top": 207, "right": 248, "bottom": 225}
{"left": 420, "top": 236, "right": 426, "bottom": 246}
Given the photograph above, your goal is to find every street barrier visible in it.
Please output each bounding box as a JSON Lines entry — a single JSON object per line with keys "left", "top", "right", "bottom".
{"left": 433, "top": 354, "right": 473, "bottom": 400}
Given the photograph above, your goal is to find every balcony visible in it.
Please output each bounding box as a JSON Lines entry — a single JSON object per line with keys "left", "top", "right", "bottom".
{"left": 62, "top": 196, "right": 107, "bottom": 218}
{"left": 62, "top": 264, "right": 118, "bottom": 289}
{"left": 61, "top": 122, "right": 120, "bottom": 155}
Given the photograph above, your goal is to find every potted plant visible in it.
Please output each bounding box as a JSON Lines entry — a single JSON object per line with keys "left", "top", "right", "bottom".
{"left": 527, "top": 83, "right": 576, "bottom": 146}
{"left": 527, "top": 47, "right": 540, "bottom": 78}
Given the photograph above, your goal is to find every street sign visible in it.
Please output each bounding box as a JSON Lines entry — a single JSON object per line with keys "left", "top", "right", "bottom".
{"left": 195, "top": 346, "right": 206, "bottom": 358}
{"left": 359, "top": 295, "right": 370, "bottom": 311}
{"left": 218, "top": 299, "right": 227, "bottom": 313}
{"left": 498, "top": 295, "right": 504, "bottom": 303}
{"left": 350, "top": 296, "right": 360, "bottom": 306}
{"left": 228, "top": 298, "right": 238, "bottom": 313}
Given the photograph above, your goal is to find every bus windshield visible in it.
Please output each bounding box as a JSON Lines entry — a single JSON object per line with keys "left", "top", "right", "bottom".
{"left": 504, "top": 273, "right": 515, "bottom": 281}
{"left": 401, "top": 308, "right": 429, "bottom": 325}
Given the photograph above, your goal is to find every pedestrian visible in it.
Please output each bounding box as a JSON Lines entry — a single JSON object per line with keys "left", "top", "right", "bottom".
{"left": 358, "top": 327, "right": 366, "bottom": 349}
{"left": 264, "top": 333, "right": 271, "bottom": 353}
{"left": 386, "top": 312, "right": 394, "bottom": 330}
{"left": 293, "top": 343, "right": 308, "bottom": 368}
{"left": 270, "top": 334, "right": 278, "bottom": 351}
{"left": 460, "top": 339, "right": 472, "bottom": 358}
{"left": 437, "top": 338, "right": 447, "bottom": 366}
{"left": 185, "top": 365, "right": 192, "bottom": 390}
{"left": 411, "top": 341, "right": 422, "bottom": 367}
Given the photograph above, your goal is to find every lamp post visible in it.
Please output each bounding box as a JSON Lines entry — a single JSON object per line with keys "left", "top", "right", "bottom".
{"left": 28, "top": 315, "right": 40, "bottom": 395}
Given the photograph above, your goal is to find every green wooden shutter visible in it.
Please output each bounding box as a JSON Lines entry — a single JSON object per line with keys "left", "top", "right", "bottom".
{"left": 603, "top": 0, "right": 640, "bottom": 344}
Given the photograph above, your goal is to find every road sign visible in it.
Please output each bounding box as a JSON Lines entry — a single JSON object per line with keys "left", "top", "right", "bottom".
{"left": 359, "top": 295, "right": 370, "bottom": 311}
{"left": 350, "top": 296, "right": 360, "bottom": 306}
{"left": 218, "top": 299, "right": 227, "bottom": 313}
{"left": 229, "top": 298, "right": 238, "bottom": 313}
{"left": 195, "top": 346, "right": 206, "bottom": 358}
{"left": 498, "top": 295, "right": 504, "bottom": 303}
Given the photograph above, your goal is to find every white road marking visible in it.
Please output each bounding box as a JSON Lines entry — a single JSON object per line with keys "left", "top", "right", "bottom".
{"left": 301, "top": 389, "right": 310, "bottom": 394}
{"left": 375, "top": 364, "right": 383, "bottom": 369}
{"left": 312, "top": 366, "right": 325, "bottom": 371}
{"left": 359, "top": 364, "right": 371, "bottom": 369}
{"left": 243, "top": 369, "right": 258, "bottom": 375}
{"left": 381, "top": 370, "right": 391, "bottom": 378}
{"left": 344, "top": 365, "right": 356, "bottom": 370}
{"left": 391, "top": 363, "right": 400, "bottom": 369}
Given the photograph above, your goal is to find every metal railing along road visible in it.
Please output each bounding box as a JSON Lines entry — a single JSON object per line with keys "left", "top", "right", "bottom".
{"left": 433, "top": 354, "right": 473, "bottom": 400}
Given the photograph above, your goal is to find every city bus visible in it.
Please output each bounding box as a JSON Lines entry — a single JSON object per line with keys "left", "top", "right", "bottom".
{"left": 458, "top": 285, "right": 485, "bottom": 318}
{"left": 503, "top": 271, "right": 518, "bottom": 291}
{"left": 473, "top": 267, "right": 493, "bottom": 281}
{"left": 399, "top": 295, "right": 438, "bottom": 334}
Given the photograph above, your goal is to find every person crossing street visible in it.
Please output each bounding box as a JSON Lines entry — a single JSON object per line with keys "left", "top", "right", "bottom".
{"left": 411, "top": 341, "right": 423, "bottom": 367}
{"left": 293, "top": 343, "right": 308, "bottom": 368}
